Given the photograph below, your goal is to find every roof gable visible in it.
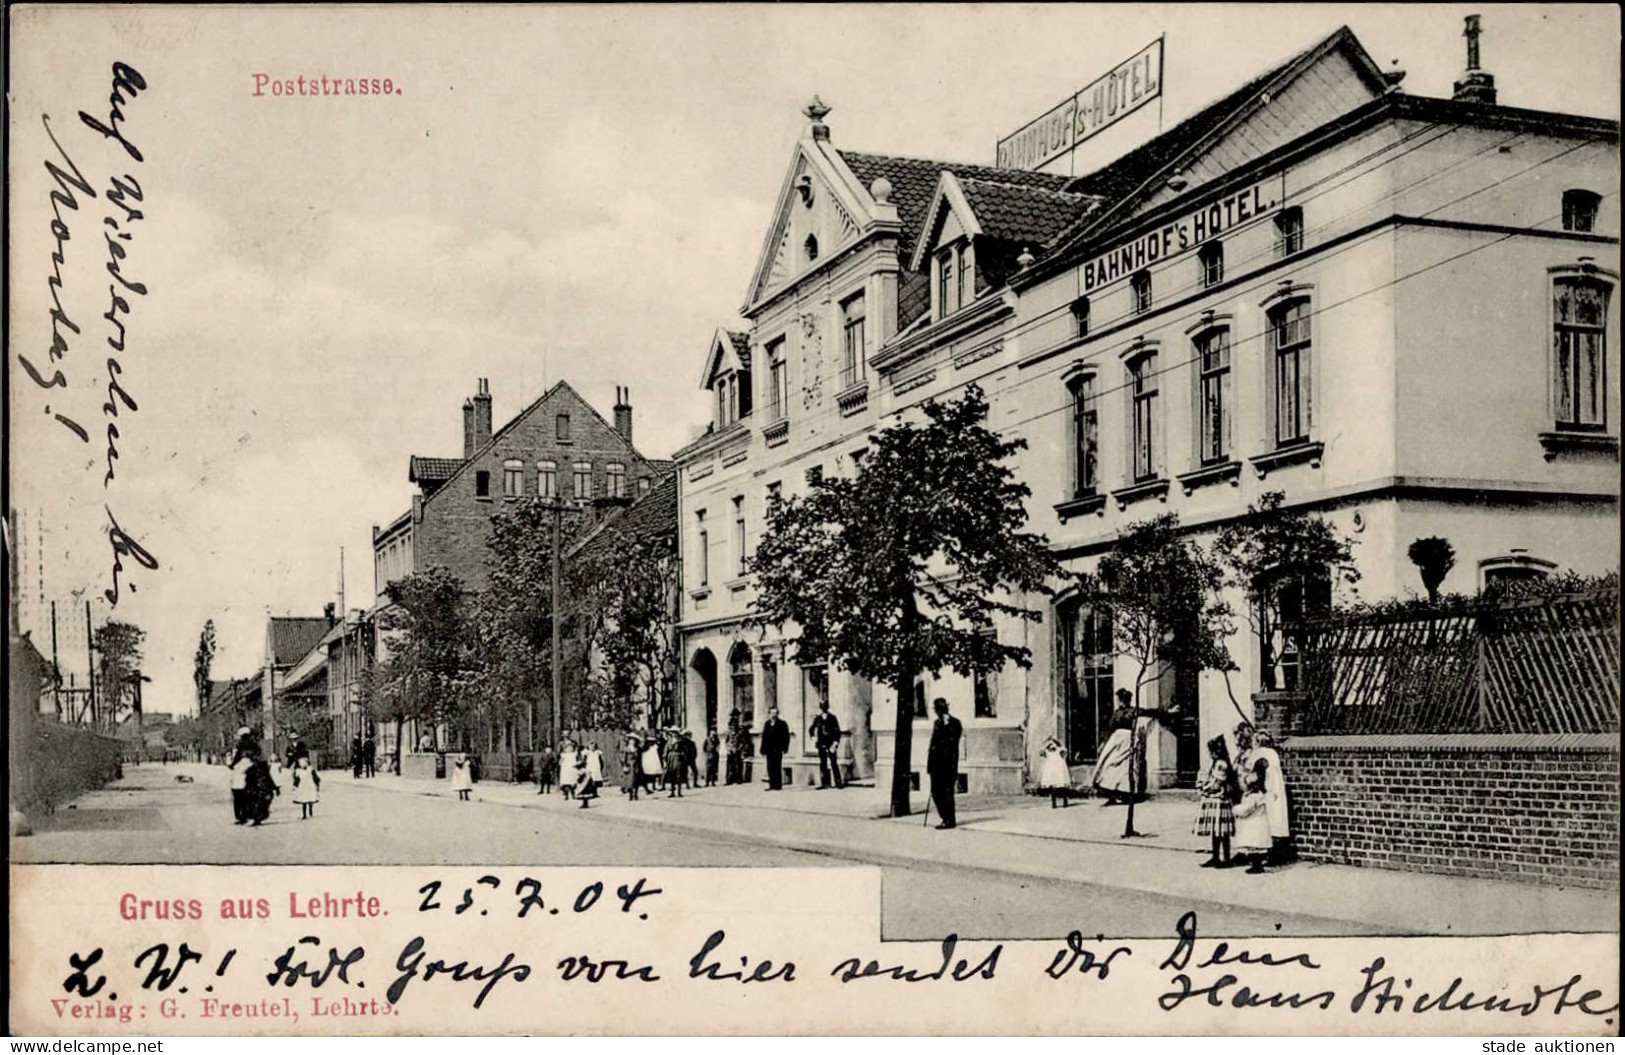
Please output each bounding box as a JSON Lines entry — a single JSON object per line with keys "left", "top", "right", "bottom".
{"left": 269, "top": 617, "right": 331, "bottom": 667}
{"left": 1055, "top": 26, "right": 1388, "bottom": 246}
{"left": 700, "top": 328, "right": 752, "bottom": 390}
{"left": 745, "top": 142, "right": 877, "bottom": 310}
{"left": 910, "top": 170, "right": 1099, "bottom": 271}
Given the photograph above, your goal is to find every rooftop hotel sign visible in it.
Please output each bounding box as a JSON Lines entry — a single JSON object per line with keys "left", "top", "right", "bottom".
{"left": 996, "top": 38, "right": 1164, "bottom": 171}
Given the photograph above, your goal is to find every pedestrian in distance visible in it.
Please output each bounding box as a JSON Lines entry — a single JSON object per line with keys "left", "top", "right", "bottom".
{"left": 584, "top": 740, "right": 605, "bottom": 789}
{"left": 641, "top": 734, "right": 663, "bottom": 793}
{"left": 724, "top": 712, "right": 744, "bottom": 785}
{"left": 1090, "top": 689, "right": 1174, "bottom": 805}
{"left": 1194, "top": 735, "right": 1240, "bottom": 867}
{"left": 291, "top": 756, "right": 321, "bottom": 819}
{"left": 810, "top": 700, "right": 844, "bottom": 789}
{"left": 450, "top": 756, "right": 474, "bottom": 801}
{"left": 350, "top": 733, "right": 364, "bottom": 779}
{"left": 664, "top": 732, "right": 686, "bottom": 797}
{"left": 1038, "top": 736, "right": 1072, "bottom": 808}
{"left": 229, "top": 727, "right": 256, "bottom": 825}
{"left": 681, "top": 730, "right": 699, "bottom": 790}
{"left": 363, "top": 730, "right": 377, "bottom": 778}
{"left": 575, "top": 746, "right": 600, "bottom": 809}
{"left": 760, "top": 707, "right": 791, "bottom": 791}
{"left": 559, "top": 738, "right": 579, "bottom": 801}
{"left": 536, "top": 745, "right": 556, "bottom": 796}
{"left": 702, "top": 728, "right": 720, "bottom": 788}
{"left": 622, "top": 732, "right": 642, "bottom": 801}
{"left": 284, "top": 732, "right": 310, "bottom": 771}
{"left": 926, "top": 697, "right": 963, "bottom": 829}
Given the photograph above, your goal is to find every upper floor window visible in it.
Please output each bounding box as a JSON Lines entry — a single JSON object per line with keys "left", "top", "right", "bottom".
{"left": 1553, "top": 276, "right": 1610, "bottom": 430}
{"left": 1071, "top": 297, "right": 1090, "bottom": 339}
{"left": 1130, "top": 270, "right": 1152, "bottom": 315}
{"left": 767, "top": 337, "right": 788, "bottom": 422}
{"left": 1563, "top": 190, "right": 1601, "bottom": 234}
{"left": 957, "top": 242, "right": 972, "bottom": 308}
{"left": 1195, "top": 328, "right": 1232, "bottom": 465}
{"left": 695, "top": 511, "right": 709, "bottom": 587}
{"left": 937, "top": 246, "right": 956, "bottom": 316}
{"left": 1128, "top": 350, "right": 1159, "bottom": 482}
{"left": 606, "top": 463, "right": 626, "bottom": 499}
{"left": 636, "top": 476, "right": 651, "bottom": 498}
{"left": 1275, "top": 208, "right": 1304, "bottom": 256}
{"left": 502, "top": 459, "right": 523, "bottom": 498}
{"left": 572, "top": 461, "right": 592, "bottom": 501}
{"left": 1069, "top": 373, "right": 1098, "bottom": 498}
{"left": 537, "top": 460, "right": 557, "bottom": 499}
{"left": 556, "top": 414, "right": 571, "bottom": 442}
{"left": 733, "top": 496, "right": 747, "bottom": 576}
{"left": 1198, "top": 241, "right": 1224, "bottom": 288}
{"left": 840, "top": 292, "right": 867, "bottom": 389}
{"left": 1268, "top": 299, "right": 1313, "bottom": 447}
{"left": 737, "top": 353, "right": 753, "bottom": 419}
{"left": 475, "top": 470, "right": 490, "bottom": 499}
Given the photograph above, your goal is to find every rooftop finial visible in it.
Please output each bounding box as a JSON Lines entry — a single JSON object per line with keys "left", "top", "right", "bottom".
{"left": 804, "top": 94, "right": 832, "bottom": 142}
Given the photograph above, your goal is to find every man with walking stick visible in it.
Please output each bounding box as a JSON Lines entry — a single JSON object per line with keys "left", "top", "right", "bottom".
{"left": 926, "top": 697, "right": 962, "bottom": 829}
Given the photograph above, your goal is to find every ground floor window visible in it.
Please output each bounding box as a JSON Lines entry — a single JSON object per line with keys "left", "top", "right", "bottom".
{"left": 1060, "top": 599, "right": 1113, "bottom": 765}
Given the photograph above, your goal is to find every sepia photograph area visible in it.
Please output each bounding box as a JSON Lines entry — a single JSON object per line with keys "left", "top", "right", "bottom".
{"left": 8, "top": 3, "right": 1620, "bottom": 947}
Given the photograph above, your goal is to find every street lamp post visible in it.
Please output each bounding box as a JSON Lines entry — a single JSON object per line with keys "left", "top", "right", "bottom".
{"left": 550, "top": 499, "right": 563, "bottom": 753}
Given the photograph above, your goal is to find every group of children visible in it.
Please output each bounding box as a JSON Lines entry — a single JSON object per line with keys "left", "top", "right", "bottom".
{"left": 531, "top": 740, "right": 606, "bottom": 808}
{"left": 1035, "top": 723, "right": 1287, "bottom": 874}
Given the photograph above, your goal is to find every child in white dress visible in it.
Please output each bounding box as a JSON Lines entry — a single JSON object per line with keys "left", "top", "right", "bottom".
{"left": 290, "top": 757, "right": 321, "bottom": 819}
{"left": 1037, "top": 737, "right": 1073, "bottom": 808}
{"left": 450, "top": 756, "right": 474, "bottom": 801}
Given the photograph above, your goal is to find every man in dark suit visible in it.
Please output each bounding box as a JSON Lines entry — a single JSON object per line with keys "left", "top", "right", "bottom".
{"left": 760, "top": 707, "right": 791, "bottom": 790}
{"left": 926, "top": 697, "right": 963, "bottom": 829}
{"left": 810, "top": 701, "right": 844, "bottom": 789}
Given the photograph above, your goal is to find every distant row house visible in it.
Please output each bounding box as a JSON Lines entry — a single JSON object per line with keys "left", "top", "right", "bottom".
{"left": 674, "top": 24, "right": 1620, "bottom": 794}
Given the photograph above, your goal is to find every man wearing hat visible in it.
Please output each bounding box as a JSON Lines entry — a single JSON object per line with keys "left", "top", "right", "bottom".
{"left": 621, "top": 730, "right": 642, "bottom": 801}
{"left": 284, "top": 732, "right": 310, "bottom": 771}
{"left": 680, "top": 730, "right": 699, "bottom": 791}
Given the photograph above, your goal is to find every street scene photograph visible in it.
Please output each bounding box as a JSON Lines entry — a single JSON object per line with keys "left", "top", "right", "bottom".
{"left": 8, "top": 0, "right": 1620, "bottom": 961}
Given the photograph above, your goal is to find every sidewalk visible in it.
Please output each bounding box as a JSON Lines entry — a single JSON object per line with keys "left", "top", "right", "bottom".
{"left": 340, "top": 766, "right": 1617, "bottom": 937}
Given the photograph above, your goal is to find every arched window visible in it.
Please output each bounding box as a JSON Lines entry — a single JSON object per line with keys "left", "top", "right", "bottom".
{"left": 1126, "top": 348, "right": 1159, "bottom": 482}
{"left": 537, "top": 460, "right": 557, "bottom": 499}
{"left": 502, "top": 459, "right": 523, "bottom": 498}
{"left": 1071, "top": 296, "right": 1091, "bottom": 338}
{"left": 804, "top": 234, "right": 819, "bottom": 262}
{"left": 1479, "top": 552, "right": 1556, "bottom": 593}
{"left": 1068, "top": 371, "right": 1098, "bottom": 497}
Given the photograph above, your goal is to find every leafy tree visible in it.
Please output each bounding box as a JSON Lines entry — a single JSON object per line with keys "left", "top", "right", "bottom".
{"left": 93, "top": 620, "right": 146, "bottom": 726}
{"left": 1090, "top": 513, "right": 1235, "bottom": 837}
{"left": 1214, "top": 491, "right": 1359, "bottom": 691}
{"left": 192, "top": 620, "right": 216, "bottom": 715}
{"left": 571, "top": 519, "right": 680, "bottom": 732}
{"left": 377, "top": 566, "right": 474, "bottom": 750}
{"left": 1407, "top": 536, "right": 1457, "bottom": 603}
{"left": 752, "top": 384, "right": 1070, "bottom": 818}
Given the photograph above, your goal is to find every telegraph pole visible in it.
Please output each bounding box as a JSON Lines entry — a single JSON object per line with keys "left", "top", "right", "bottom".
{"left": 86, "top": 599, "right": 97, "bottom": 731}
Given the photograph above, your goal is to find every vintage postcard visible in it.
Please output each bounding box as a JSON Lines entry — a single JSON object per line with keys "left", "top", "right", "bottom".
{"left": 6, "top": 3, "right": 1619, "bottom": 1037}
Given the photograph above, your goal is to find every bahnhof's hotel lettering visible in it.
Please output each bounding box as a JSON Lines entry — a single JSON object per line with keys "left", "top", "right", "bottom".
{"left": 1082, "top": 181, "right": 1279, "bottom": 293}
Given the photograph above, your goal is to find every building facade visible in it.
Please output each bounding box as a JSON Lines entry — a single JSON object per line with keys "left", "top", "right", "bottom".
{"left": 675, "top": 24, "right": 1620, "bottom": 796}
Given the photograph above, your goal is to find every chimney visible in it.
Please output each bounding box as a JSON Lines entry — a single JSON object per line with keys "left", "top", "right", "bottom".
{"left": 613, "top": 385, "right": 633, "bottom": 446}
{"left": 463, "top": 378, "right": 493, "bottom": 457}
{"left": 324, "top": 602, "right": 337, "bottom": 627}
{"left": 1452, "top": 15, "right": 1497, "bottom": 105}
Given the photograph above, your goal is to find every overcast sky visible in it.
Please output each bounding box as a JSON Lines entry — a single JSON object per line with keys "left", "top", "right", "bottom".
{"left": 8, "top": 4, "right": 1618, "bottom": 714}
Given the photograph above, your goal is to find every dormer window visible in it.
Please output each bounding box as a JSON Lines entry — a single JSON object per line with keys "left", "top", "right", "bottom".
{"left": 936, "top": 240, "right": 974, "bottom": 318}
{"left": 712, "top": 348, "right": 754, "bottom": 430}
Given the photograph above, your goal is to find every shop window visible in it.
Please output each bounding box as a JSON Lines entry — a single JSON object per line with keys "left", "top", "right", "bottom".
{"left": 1563, "top": 190, "right": 1601, "bottom": 234}
{"left": 730, "top": 644, "right": 756, "bottom": 730}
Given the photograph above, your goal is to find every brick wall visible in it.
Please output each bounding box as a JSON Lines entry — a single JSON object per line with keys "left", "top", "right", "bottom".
{"left": 417, "top": 384, "right": 661, "bottom": 591}
{"left": 1282, "top": 734, "right": 1620, "bottom": 890}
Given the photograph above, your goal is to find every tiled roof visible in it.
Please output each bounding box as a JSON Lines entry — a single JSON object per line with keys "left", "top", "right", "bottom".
{"left": 840, "top": 150, "right": 1073, "bottom": 261}
{"left": 409, "top": 455, "right": 463, "bottom": 483}
{"left": 726, "top": 331, "right": 751, "bottom": 362}
{"left": 644, "top": 459, "right": 676, "bottom": 477}
{"left": 269, "top": 617, "right": 332, "bottom": 667}
{"left": 955, "top": 177, "right": 1098, "bottom": 248}
{"left": 570, "top": 473, "right": 678, "bottom": 560}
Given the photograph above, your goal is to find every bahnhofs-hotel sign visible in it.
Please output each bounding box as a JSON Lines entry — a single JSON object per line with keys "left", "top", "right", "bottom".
{"left": 995, "top": 37, "right": 1164, "bottom": 171}
{"left": 1081, "top": 179, "right": 1283, "bottom": 292}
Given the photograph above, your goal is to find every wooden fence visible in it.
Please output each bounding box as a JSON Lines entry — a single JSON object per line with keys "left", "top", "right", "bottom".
{"left": 1295, "top": 589, "right": 1619, "bottom": 735}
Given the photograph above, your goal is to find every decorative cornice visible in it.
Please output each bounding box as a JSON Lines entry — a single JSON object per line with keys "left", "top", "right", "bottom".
{"left": 1250, "top": 440, "right": 1324, "bottom": 477}
{"left": 1112, "top": 477, "right": 1170, "bottom": 509}
{"left": 871, "top": 290, "right": 1014, "bottom": 375}
{"left": 1177, "top": 459, "right": 1242, "bottom": 494}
